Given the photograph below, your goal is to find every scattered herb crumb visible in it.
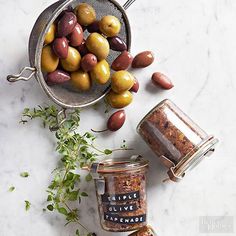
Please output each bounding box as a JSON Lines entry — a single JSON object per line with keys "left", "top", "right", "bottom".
{"left": 20, "top": 172, "right": 29, "bottom": 178}
{"left": 8, "top": 186, "right": 15, "bottom": 192}
{"left": 25, "top": 200, "right": 31, "bottom": 211}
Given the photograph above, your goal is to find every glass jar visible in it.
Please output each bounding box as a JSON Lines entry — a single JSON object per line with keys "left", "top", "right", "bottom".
{"left": 137, "top": 99, "right": 218, "bottom": 182}
{"left": 128, "top": 225, "right": 157, "bottom": 236}
{"left": 90, "top": 156, "right": 149, "bottom": 232}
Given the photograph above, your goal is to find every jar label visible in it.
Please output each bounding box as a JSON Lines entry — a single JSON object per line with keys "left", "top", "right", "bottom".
{"left": 101, "top": 190, "right": 140, "bottom": 203}
{"left": 107, "top": 203, "right": 138, "bottom": 213}
{"left": 104, "top": 213, "right": 146, "bottom": 224}
{"left": 102, "top": 190, "right": 146, "bottom": 225}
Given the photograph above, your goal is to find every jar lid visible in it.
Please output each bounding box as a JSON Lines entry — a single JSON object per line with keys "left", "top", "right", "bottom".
{"left": 128, "top": 225, "right": 157, "bottom": 236}
{"left": 91, "top": 155, "right": 149, "bottom": 174}
{"left": 167, "top": 136, "right": 219, "bottom": 182}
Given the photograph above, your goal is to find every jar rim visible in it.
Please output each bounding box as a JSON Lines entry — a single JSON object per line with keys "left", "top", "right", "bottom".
{"left": 93, "top": 156, "right": 149, "bottom": 174}
{"left": 168, "top": 136, "right": 219, "bottom": 181}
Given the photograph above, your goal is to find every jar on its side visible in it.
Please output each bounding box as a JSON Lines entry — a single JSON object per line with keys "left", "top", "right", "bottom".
{"left": 137, "top": 99, "right": 218, "bottom": 182}
{"left": 91, "top": 156, "right": 148, "bottom": 232}
{"left": 129, "top": 225, "right": 157, "bottom": 236}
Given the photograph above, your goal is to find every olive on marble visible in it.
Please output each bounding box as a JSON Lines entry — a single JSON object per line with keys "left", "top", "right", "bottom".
{"left": 111, "top": 70, "right": 134, "bottom": 94}
{"left": 106, "top": 90, "right": 133, "bottom": 108}
{"left": 90, "top": 59, "right": 110, "bottom": 85}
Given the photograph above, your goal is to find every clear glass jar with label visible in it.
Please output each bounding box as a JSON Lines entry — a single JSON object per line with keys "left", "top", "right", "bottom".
{"left": 129, "top": 225, "right": 157, "bottom": 236}
{"left": 90, "top": 156, "right": 149, "bottom": 232}
{"left": 137, "top": 99, "right": 218, "bottom": 182}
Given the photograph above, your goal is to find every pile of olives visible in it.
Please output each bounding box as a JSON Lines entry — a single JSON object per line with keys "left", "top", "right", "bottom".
{"left": 42, "top": 3, "right": 160, "bottom": 132}
{"left": 42, "top": 3, "right": 126, "bottom": 92}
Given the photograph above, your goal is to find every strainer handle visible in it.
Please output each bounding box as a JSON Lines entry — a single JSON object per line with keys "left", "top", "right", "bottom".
{"left": 49, "top": 108, "right": 67, "bottom": 131}
{"left": 7, "top": 67, "right": 36, "bottom": 82}
{"left": 123, "top": 0, "right": 136, "bottom": 10}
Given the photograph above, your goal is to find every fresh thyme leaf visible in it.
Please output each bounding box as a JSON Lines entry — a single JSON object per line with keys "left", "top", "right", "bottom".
{"left": 85, "top": 173, "right": 92, "bottom": 182}
{"left": 47, "top": 205, "right": 54, "bottom": 211}
{"left": 81, "top": 192, "right": 88, "bottom": 197}
{"left": 8, "top": 186, "right": 15, "bottom": 192}
{"left": 104, "top": 149, "right": 113, "bottom": 155}
{"left": 25, "top": 200, "right": 31, "bottom": 211}
{"left": 20, "top": 172, "right": 29, "bottom": 178}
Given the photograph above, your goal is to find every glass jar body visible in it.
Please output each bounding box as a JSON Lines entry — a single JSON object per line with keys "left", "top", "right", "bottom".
{"left": 137, "top": 99, "right": 213, "bottom": 171}
{"left": 95, "top": 168, "right": 148, "bottom": 232}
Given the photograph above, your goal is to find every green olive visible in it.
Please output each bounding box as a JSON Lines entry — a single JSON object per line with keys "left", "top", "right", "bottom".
{"left": 99, "top": 15, "right": 121, "bottom": 37}
{"left": 111, "top": 70, "right": 134, "bottom": 94}
{"left": 90, "top": 60, "right": 110, "bottom": 84}
{"left": 44, "top": 23, "right": 56, "bottom": 45}
{"left": 71, "top": 70, "right": 91, "bottom": 91}
{"left": 86, "top": 33, "right": 110, "bottom": 60}
{"left": 75, "top": 3, "right": 96, "bottom": 26}
{"left": 106, "top": 90, "right": 133, "bottom": 108}
{"left": 61, "top": 47, "right": 81, "bottom": 72}
{"left": 41, "top": 45, "right": 59, "bottom": 73}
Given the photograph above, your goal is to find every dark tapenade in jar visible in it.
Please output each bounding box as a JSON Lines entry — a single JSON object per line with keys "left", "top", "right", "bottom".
{"left": 90, "top": 156, "right": 149, "bottom": 232}
{"left": 129, "top": 225, "right": 157, "bottom": 236}
{"left": 137, "top": 99, "right": 218, "bottom": 182}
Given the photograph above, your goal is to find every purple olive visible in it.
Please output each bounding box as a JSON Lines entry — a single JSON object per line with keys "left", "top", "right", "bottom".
{"left": 130, "top": 78, "right": 139, "bottom": 93}
{"left": 107, "top": 110, "right": 126, "bottom": 131}
{"left": 52, "top": 37, "right": 69, "bottom": 59}
{"left": 111, "top": 51, "right": 133, "bottom": 71}
{"left": 77, "top": 39, "right": 89, "bottom": 57}
{"left": 68, "top": 23, "right": 84, "bottom": 47}
{"left": 57, "top": 12, "right": 77, "bottom": 37}
{"left": 108, "top": 36, "right": 127, "bottom": 52}
{"left": 47, "top": 70, "right": 71, "bottom": 84}
{"left": 87, "top": 20, "right": 100, "bottom": 33}
{"left": 81, "top": 53, "right": 98, "bottom": 72}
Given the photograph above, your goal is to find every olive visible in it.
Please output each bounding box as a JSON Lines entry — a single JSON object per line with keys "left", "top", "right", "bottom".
{"left": 75, "top": 3, "right": 96, "bottom": 26}
{"left": 111, "top": 51, "right": 133, "bottom": 71}
{"left": 52, "top": 37, "right": 69, "bottom": 59}
{"left": 57, "top": 11, "right": 77, "bottom": 37}
{"left": 106, "top": 90, "right": 133, "bottom": 108}
{"left": 41, "top": 45, "right": 59, "bottom": 73}
{"left": 47, "top": 70, "right": 70, "bottom": 84}
{"left": 90, "top": 60, "right": 110, "bottom": 84}
{"left": 61, "top": 46, "right": 81, "bottom": 72}
{"left": 77, "top": 39, "right": 89, "bottom": 57}
{"left": 87, "top": 20, "right": 100, "bottom": 33}
{"left": 86, "top": 33, "right": 110, "bottom": 60}
{"left": 107, "top": 110, "right": 126, "bottom": 131}
{"left": 44, "top": 23, "right": 56, "bottom": 44}
{"left": 99, "top": 15, "right": 121, "bottom": 37}
{"left": 68, "top": 23, "right": 84, "bottom": 47}
{"left": 81, "top": 54, "right": 97, "bottom": 72}
{"left": 152, "top": 72, "right": 174, "bottom": 90}
{"left": 132, "top": 51, "right": 155, "bottom": 68}
{"left": 111, "top": 71, "right": 134, "bottom": 94}
{"left": 130, "top": 78, "right": 139, "bottom": 93}
{"left": 71, "top": 70, "right": 91, "bottom": 91}
{"left": 107, "top": 36, "right": 127, "bottom": 52}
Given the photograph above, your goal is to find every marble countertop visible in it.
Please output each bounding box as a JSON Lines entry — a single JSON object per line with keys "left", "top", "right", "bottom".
{"left": 0, "top": 0, "right": 235, "bottom": 235}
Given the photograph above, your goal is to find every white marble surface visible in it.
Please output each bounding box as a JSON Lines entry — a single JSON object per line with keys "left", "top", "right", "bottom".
{"left": 0, "top": 0, "right": 235, "bottom": 235}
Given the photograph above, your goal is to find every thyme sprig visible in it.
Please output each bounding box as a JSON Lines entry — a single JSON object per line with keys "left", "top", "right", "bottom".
{"left": 21, "top": 105, "right": 127, "bottom": 236}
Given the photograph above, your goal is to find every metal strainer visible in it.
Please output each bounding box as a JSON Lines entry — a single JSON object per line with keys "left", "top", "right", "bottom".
{"left": 7, "top": 0, "right": 136, "bottom": 129}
